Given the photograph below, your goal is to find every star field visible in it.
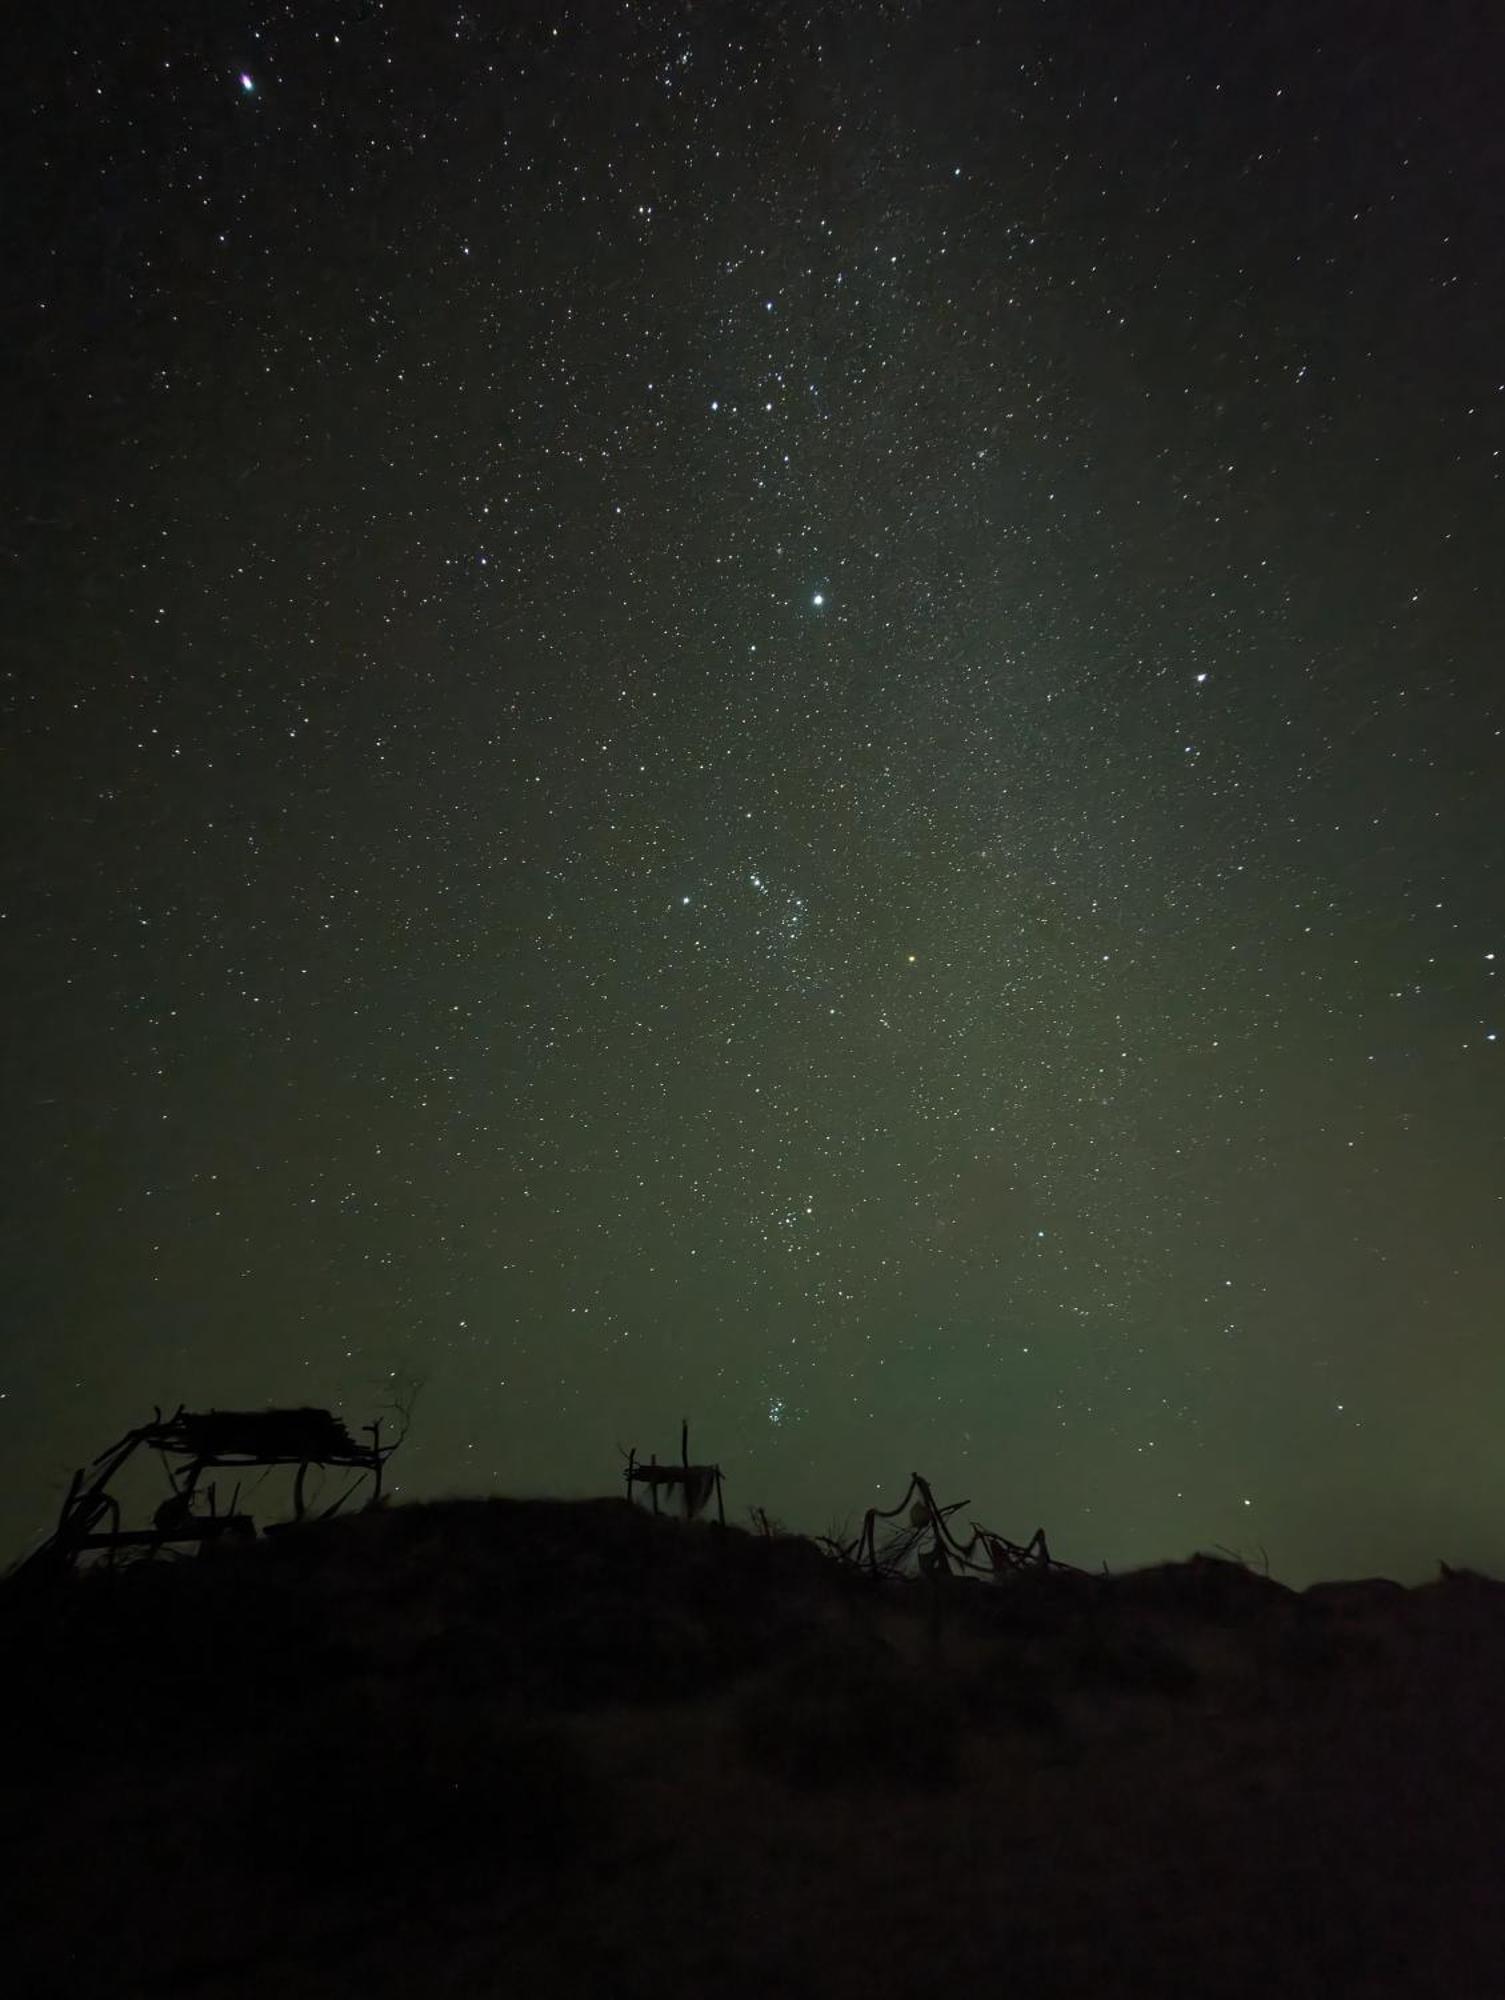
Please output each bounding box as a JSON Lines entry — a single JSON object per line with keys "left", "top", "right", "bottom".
{"left": 3, "top": 2, "right": 1503, "bottom": 1580}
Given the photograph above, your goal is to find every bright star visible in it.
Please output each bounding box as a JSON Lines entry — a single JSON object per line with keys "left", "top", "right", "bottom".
{"left": 240, "top": 73, "right": 255, "bottom": 92}
{"left": 812, "top": 592, "right": 824, "bottom": 607}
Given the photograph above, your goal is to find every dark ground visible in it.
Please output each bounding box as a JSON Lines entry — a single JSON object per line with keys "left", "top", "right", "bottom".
{"left": 5, "top": 1497, "right": 1505, "bottom": 1998}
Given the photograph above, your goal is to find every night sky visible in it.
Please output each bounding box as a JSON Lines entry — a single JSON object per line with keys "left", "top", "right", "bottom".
{"left": 5, "top": 2, "right": 1503, "bottom": 1584}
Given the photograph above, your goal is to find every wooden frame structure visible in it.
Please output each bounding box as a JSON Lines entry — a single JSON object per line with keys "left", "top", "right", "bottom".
{"left": 623, "top": 1418, "right": 725, "bottom": 1525}
{"left": 17, "top": 1404, "right": 397, "bottom": 1578}
{"left": 820, "top": 1470, "right": 1082, "bottom": 1582}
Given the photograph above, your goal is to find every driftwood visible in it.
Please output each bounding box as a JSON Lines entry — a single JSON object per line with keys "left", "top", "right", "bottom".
{"left": 817, "top": 1471, "right": 1082, "bottom": 1583}
{"left": 623, "top": 1419, "right": 725, "bottom": 1525}
{"left": 15, "top": 1403, "right": 401, "bottom": 1579}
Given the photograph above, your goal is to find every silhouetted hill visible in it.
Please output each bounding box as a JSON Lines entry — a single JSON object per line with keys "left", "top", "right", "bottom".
{"left": 6, "top": 1498, "right": 1505, "bottom": 1998}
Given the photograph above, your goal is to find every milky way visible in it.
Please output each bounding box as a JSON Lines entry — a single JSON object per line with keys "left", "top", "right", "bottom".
{"left": 4, "top": 3, "right": 1503, "bottom": 1580}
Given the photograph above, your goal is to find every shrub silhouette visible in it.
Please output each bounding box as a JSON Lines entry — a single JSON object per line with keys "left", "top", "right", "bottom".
{"left": 519, "top": 1595, "right": 719, "bottom": 1706}
{"left": 0, "top": 1556, "right": 331, "bottom": 1774}
{"left": 1109, "top": 1554, "right": 1291, "bottom": 1626}
{"left": 1066, "top": 1628, "right": 1200, "bottom": 1697}
{"left": 1267, "top": 1610, "right": 1371, "bottom": 1684}
{"left": 236, "top": 1684, "right": 600, "bottom": 1888}
{"left": 973, "top": 1566, "right": 1100, "bottom": 1638}
{"left": 736, "top": 1635, "right": 962, "bottom": 1791}
{"left": 960, "top": 1642, "right": 1069, "bottom": 1737}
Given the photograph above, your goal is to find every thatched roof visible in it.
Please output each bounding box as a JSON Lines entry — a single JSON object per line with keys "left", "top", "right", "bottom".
{"left": 155, "top": 1407, "right": 368, "bottom": 1463}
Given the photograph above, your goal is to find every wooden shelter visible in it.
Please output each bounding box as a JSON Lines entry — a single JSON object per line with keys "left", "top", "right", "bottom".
{"left": 623, "top": 1419, "right": 725, "bottom": 1524}
{"left": 15, "top": 1404, "right": 397, "bottom": 1578}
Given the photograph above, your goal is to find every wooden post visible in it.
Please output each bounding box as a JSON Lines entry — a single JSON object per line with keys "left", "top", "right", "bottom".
{"left": 649, "top": 1454, "right": 659, "bottom": 1515}
{"left": 56, "top": 1466, "right": 84, "bottom": 1540}
{"left": 715, "top": 1465, "right": 725, "bottom": 1526}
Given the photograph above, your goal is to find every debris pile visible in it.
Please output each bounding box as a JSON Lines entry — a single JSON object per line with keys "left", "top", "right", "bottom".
{"left": 819, "top": 1470, "right": 1085, "bottom": 1583}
